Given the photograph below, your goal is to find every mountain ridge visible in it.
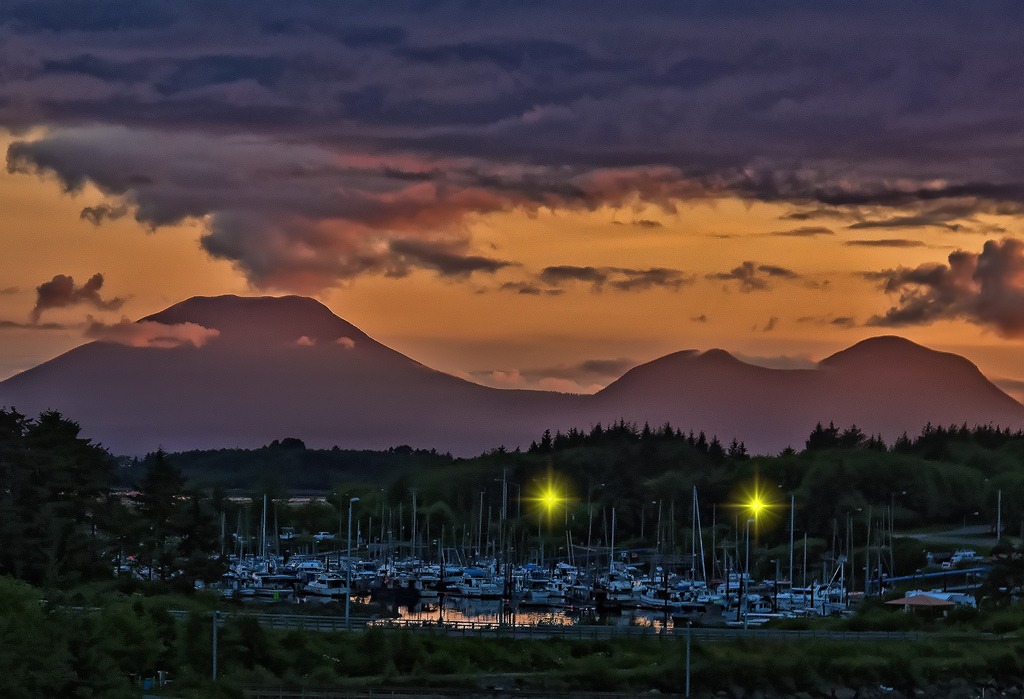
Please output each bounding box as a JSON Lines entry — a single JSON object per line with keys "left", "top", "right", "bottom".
{"left": 1, "top": 294, "right": 1021, "bottom": 455}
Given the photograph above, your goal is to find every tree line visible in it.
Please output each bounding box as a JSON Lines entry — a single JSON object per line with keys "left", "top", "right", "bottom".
{"left": 3, "top": 406, "right": 1024, "bottom": 591}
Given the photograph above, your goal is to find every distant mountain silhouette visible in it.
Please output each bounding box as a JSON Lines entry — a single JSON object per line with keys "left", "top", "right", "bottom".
{"left": 593, "top": 336, "right": 1024, "bottom": 452}
{"left": 1, "top": 295, "right": 1021, "bottom": 455}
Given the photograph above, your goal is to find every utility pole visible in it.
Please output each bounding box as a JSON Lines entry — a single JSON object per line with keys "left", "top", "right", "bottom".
{"left": 211, "top": 610, "right": 218, "bottom": 682}
{"left": 346, "top": 497, "right": 360, "bottom": 629}
{"left": 684, "top": 621, "right": 692, "bottom": 697}
{"left": 997, "top": 489, "right": 1002, "bottom": 542}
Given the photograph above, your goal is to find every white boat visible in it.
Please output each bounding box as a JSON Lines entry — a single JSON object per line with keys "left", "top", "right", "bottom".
{"left": 302, "top": 572, "right": 350, "bottom": 599}
{"left": 455, "top": 573, "right": 504, "bottom": 599}
{"left": 638, "top": 587, "right": 686, "bottom": 611}
{"left": 520, "top": 579, "right": 567, "bottom": 607}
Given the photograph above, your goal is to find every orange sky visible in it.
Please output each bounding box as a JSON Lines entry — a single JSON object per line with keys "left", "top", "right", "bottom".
{"left": 3, "top": 131, "right": 1022, "bottom": 400}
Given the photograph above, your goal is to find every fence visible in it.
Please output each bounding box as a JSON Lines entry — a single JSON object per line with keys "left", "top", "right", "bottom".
{"left": 244, "top": 688, "right": 680, "bottom": 699}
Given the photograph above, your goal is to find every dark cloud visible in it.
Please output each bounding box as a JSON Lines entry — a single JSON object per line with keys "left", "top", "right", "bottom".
{"left": 779, "top": 208, "right": 849, "bottom": 222}
{"left": 0, "top": 286, "right": 18, "bottom": 295}
{"left": 691, "top": 314, "right": 708, "bottom": 323}
{"left": 7, "top": 5, "right": 1024, "bottom": 289}
{"left": 498, "top": 281, "right": 563, "bottom": 295}
{"left": 761, "top": 316, "right": 779, "bottom": 332}
{"left": 759, "top": 265, "right": 799, "bottom": 279}
{"left": 540, "top": 265, "right": 607, "bottom": 287}
{"left": 610, "top": 268, "right": 693, "bottom": 291}
{"left": 611, "top": 218, "right": 664, "bottom": 228}
{"left": 539, "top": 265, "right": 690, "bottom": 292}
{"left": 471, "top": 356, "right": 636, "bottom": 391}
{"left": 32, "top": 273, "right": 125, "bottom": 322}
{"left": 707, "top": 261, "right": 799, "bottom": 292}
{"left": 797, "top": 315, "right": 856, "bottom": 327}
{"left": 7, "top": 130, "right": 705, "bottom": 290}
{"left": 848, "top": 215, "right": 962, "bottom": 231}
{"left": 0, "top": 319, "right": 66, "bottom": 330}
{"left": 845, "top": 239, "right": 927, "bottom": 248}
{"left": 766, "top": 226, "right": 835, "bottom": 238}
{"left": 80, "top": 203, "right": 129, "bottom": 225}
{"left": 866, "top": 238, "right": 1024, "bottom": 336}
{"left": 386, "top": 238, "right": 512, "bottom": 278}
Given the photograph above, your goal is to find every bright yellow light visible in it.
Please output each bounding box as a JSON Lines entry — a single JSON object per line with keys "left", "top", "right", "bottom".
{"left": 748, "top": 496, "right": 765, "bottom": 518}
{"left": 525, "top": 471, "right": 575, "bottom": 525}
{"left": 542, "top": 489, "right": 560, "bottom": 510}
{"left": 727, "top": 473, "right": 778, "bottom": 532}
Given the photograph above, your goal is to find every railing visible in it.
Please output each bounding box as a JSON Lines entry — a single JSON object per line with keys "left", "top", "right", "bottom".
{"left": 166, "top": 609, "right": 373, "bottom": 632}
{"left": 161, "top": 609, "right": 999, "bottom": 644}
{"left": 364, "top": 618, "right": 927, "bottom": 642}
{"left": 244, "top": 688, "right": 677, "bottom": 699}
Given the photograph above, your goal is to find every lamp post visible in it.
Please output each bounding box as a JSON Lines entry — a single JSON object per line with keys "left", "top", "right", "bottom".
{"left": 684, "top": 620, "right": 692, "bottom": 697}
{"left": 345, "top": 496, "right": 360, "bottom": 629}
{"left": 788, "top": 492, "right": 795, "bottom": 590}
{"left": 211, "top": 610, "right": 218, "bottom": 681}
{"left": 744, "top": 517, "right": 753, "bottom": 630}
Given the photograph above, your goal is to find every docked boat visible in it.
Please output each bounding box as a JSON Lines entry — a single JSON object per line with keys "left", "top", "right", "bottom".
{"left": 302, "top": 572, "right": 350, "bottom": 600}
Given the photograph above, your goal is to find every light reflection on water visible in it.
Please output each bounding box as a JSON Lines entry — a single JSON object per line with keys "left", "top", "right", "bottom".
{"left": 390, "top": 597, "right": 673, "bottom": 630}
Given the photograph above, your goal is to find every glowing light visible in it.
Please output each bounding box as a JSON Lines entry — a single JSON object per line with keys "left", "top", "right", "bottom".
{"left": 748, "top": 495, "right": 765, "bottom": 518}
{"left": 728, "top": 473, "right": 778, "bottom": 532}
{"left": 525, "top": 471, "right": 575, "bottom": 525}
{"left": 542, "top": 488, "right": 560, "bottom": 511}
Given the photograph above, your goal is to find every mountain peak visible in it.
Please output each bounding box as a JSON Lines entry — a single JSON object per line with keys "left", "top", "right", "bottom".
{"left": 143, "top": 294, "right": 370, "bottom": 346}
{"left": 697, "top": 348, "right": 742, "bottom": 364}
{"left": 819, "top": 335, "right": 969, "bottom": 371}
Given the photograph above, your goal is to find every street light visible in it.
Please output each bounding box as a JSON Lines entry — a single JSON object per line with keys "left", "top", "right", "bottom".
{"left": 743, "top": 517, "right": 754, "bottom": 631}
{"left": 345, "top": 496, "right": 360, "bottom": 629}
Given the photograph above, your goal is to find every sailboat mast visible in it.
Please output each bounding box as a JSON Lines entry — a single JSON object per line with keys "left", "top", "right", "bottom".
{"left": 690, "top": 489, "right": 696, "bottom": 578}
{"left": 261, "top": 494, "right": 268, "bottom": 560}
{"left": 610, "top": 507, "right": 616, "bottom": 572}
{"left": 788, "top": 493, "right": 794, "bottom": 585}
{"left": 693, "top": 486, "right": 707, "bottom": 583}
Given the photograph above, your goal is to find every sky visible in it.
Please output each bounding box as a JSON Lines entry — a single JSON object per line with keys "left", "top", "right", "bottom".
{"left": 2, "top": 1, "right": 1024, "bottom": 398}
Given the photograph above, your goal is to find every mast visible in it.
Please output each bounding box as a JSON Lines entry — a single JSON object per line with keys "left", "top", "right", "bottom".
{"left": 690, "top": 488, "right": 696, "bottom": 578}
{"left": 610, "top": 507, "right": 616, "bottom": 572}
{"left": 788, "top": 493, "right": 794, "bottom": 585}
{"left": 693, "top": 486, "right": 707, "bottom": 583}
{"left": 261, "top": 494, "right": 268, "bottom": 561}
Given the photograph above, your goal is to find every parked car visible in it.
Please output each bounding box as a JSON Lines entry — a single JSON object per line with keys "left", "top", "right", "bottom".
{"left": 313, "top": 531, "right": 336, "bottom": 541}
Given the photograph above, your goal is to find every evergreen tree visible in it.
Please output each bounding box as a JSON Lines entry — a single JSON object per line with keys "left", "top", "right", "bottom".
{"left": 138, "top": 450, "right": 188, "bottom": 580}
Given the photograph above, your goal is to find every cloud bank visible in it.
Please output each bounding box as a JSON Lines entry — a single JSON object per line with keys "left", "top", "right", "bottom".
{"left": 6, "top": 3, "right": 1024, "bottom": 290}
{"left": 707, "top": 261, "right": 799, "bottom": 292}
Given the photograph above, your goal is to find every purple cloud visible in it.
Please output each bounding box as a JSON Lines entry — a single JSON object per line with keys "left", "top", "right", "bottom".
{"left": 867, "top": 238, "right": 1024, "bottom": 336}
{"left": 32, "top": 273, "right": 125, "bottom": 322}
{"left": 6, "top": 4, "right": 1024, "bottom": 290}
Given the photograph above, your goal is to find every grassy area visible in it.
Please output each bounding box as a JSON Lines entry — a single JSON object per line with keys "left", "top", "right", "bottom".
{"left": 7, "top": 574, "right": 1024, "bottom": 698}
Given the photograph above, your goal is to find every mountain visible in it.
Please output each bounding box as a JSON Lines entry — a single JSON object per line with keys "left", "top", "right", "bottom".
{"left": 0, "top": 295, "right": 581, "bottom": 455}
{"left": 1, "top": 295, "right": 1021, "bottom": 455}
{"left": 592, "top": 336, "right": 1024, "bottom": 451}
